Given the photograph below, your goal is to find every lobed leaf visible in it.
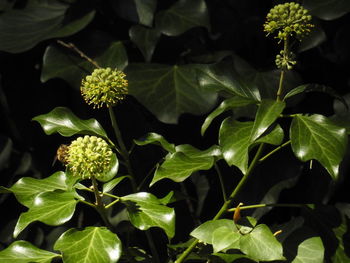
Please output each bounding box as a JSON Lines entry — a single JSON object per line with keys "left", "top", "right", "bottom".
{"left": 303, "top": 0, "right": 350, "bottom": 20}
{"left": 292, "top": 237, "right": 324, "bottom": 263}
{"left": 290, "top": 114, "right": 348, "bottom": 179}
{"left": 134, "top": 0, "right": 157, "bottom": 26}
{"left": 212, "top": 226, "right": 241, "bottom": 253}
{"left": 54, "top": 226, "right": 122, "bottom": 263}
{"left": 0, "top": 240, "right": 59, "bottom": 263}
{"left": 103, "top": 175, "right": 129, "bottom": 193}
{"left": 121, "top": 192, "right": 175, "bottom": 238}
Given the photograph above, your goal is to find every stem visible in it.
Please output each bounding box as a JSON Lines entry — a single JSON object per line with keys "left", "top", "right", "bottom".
{"left": 105, "top": 198, "right": 120, "bottom": 209}
{"left": 227, "top": 203, "right": 308, "bottom": 212}
{"left": 145, "top": 231, "right": 161, "bottom": 263}
{"left": 214, "top": 163, "right": 227, "bottom": 202}
{"left": 276, "top": 37, "right": 289, "bottom": 101}
{"left": 259, "top": 140, "right": 291, "bottom": 162}
{"left": 175, "top": 144, "right": 265, "bottom": 263}
{"left": 79, "top": 199, "right": 96, "bottom": 208}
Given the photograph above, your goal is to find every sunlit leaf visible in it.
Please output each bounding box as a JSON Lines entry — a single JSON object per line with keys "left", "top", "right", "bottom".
{"left": 54, "top": 226, "right": 122, "bottom": 263}
{"left": 41, "top": 41, "right": 128, "bottom": 88}
{"left": 102, "top": 175, "right": 129, "bottom": 193}
{"left": 127, "top": 63, "right": 218, "bottom": 124}
{"left": 304, "top": 0, "right": 350, "bottom": 20}
{"left": 33, "top": 107, "right": 108, "bottom": 139}
{"left": 121, "top": 192, "right": 175, "bottom": 238}
{"left": 0, "top": 1, "right": 95, "bottom": 53}
{"left": 240, "top": 224, "right": 285, "bottom": 261}
{"left": 134, "top": 132, "right": 176, "bottom": 153}
{"left": 292, "top": 237, "right": 324, "bottom": 263}
{"left": 0, "top": 240, "right": 59, "bottom": 263}
{"left": 212, "top": 226, "right": 241, "bottom": 253}
{"left": 8, "top": 171, "right": 74, "bottom": 207}
{"left": 290, "top": 114, "right": 348, "bottom": 179}
{"left": 14, "top": 190, "right": 82, "bottom": 238}
{"left": 201, "top": 96, "right": 256, "bottom": 136}
{"left": 155, "top": 0, "right": 210, "bottom": 36}
{"left": 129, "top": 25, "right": 160, "bottom": 62}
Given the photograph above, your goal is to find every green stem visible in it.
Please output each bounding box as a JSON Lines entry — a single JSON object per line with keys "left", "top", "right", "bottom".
{"left": 259, "top": 140, "right": 291, "bottom": 162}
{"left": 105, "top": 198, "right": 120, "bottom": 209}
{"left": 214, "top": 163, "right": 227, "bottom": 202}
{"left": 175, "top": 144, "right": 265, "bottom": 263}
{"left": 79, "top": 199, "right": 96, "bottom": 208}
{"left": 276, "top": 38, "right": 289, "bottom": 101}
{"left": 227, "top": 203, "right": 308, "bottom": 212}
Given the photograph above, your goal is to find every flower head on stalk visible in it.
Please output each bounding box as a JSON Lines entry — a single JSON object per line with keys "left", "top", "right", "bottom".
{"left": 264, "top": 2, "right": 313, "bottom": 41}
{"left": 81, "top": 67, "right": 128, "bottom": 108}
{"left": 66, "top": 135, "right": 113, "bottom": 179}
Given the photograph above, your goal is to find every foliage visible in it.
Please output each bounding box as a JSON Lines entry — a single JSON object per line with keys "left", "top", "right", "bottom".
{"left": 1, "top": 0, "right": 350, "bottom": 263}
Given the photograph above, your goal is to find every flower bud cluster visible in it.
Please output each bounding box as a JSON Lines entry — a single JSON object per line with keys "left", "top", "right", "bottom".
{"left": 67, "top": 135, "right": 113, "bottom": 179}
{"left": 81, "top": 67, "right": 128, "bottom": 108}
{"left": 264, "top": 2, "right": 313, "bottom": 40}
{"left": 275, "top": 50, "right": 296, "bottom": 70}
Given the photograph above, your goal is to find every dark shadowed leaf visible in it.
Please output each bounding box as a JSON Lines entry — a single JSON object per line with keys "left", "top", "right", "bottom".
{"left": 332, "top": 215, "right": 350, "bottom": 262}
{"left": 0, "top": 240, "right": 60, "bottom": 263}
{"left": 290, "top": 114, "right": 348, "bottom": 179}
{"left": 155, "top": 0, "right": 210, "bottom": 36}
{"left": 211, "top": 253, "right": 248, "bottom": 263}
{"left": 121, "top": 192, "right": 175, "bottom": 238}
{"left": 129, "top": 25, "right": 160, "bottom": 62}
{"left": 14, "top": 190, "right": 82, "bottom": 238}
{"left": 303, "top": 0, "right": 350, "bottom": 20}
{"left": 240, "top": 224, "right": 285, "bottom": 261}
{"left": 298, "top": 26, "right": 327, "bottom": 52}
{"left": 41, "top": 41, "right": 128, "bottom": 88}
{"left": 0, "top": 1, "right": 94, "bottom": 53}
{"left": 291, "top": 237, "right": 324, "bottom": 263}
{"left": 54, "top": 226, "right": 122, "bottom": 263}
{"left": 127, "top": 63, "right": 218, "bottom": 124}
{"left": 102, "top": 175, "right": 129, "bottom": 193}
{"left": 33, "top": 107, "right": 108, "bottom": 139}
{"left": 134, "top": 0, "right": 157, "bottom": 26}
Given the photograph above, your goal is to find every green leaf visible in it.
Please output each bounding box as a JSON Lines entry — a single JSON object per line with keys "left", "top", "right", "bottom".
{"left": 332, "top": 215, "right": 350, "bottom": 262}
{"left": 134, "top": 132, "right": 176, "bottom": 153}
{"left": 41, "top": 41, "right": 128, "bottom": 88}
{"left": 103, "top": 175, "right": 129, "bottom": 193}
{"left": 211, "top": 253, "right": 248, "bottom": 263}
{"left": 134, "top": 0, "right": 157, "bottom": 26}
{"left": 159, "top": 191, "right": 175, "bottom": 205}
{"left": 0, "top": 1, "right": 94, "bottom": 53}
{"left": 303, "top": 0, "right": 350, "bottom": 20}
{"left": 197, "top": 62, "right": 260, "bottom": 100}
{"left": 54, "top": 226, "right": 122, "bottom": 263}
{"left": 151, "top": 152, "right": 214, "bottom": 186}
{"left": 201, "top": 96, "right": 256, "bottom": 136}
{"left": 212, "top": 226, "right": 241, "bottom": 253}
{"left": 240, "top": 224, "right": 285, "bottom": 261}
{"left": 14, "top": 190, "right": 81, "bottom": 238}
{"left": 298, "top": 26, "right": 327, "bottom": 52}
{"left": 32, "top": 107, "right": 108, "bottom": 139}
{"left": 175, "top": 144, "right": 221, "bottom": 158}
{"left": 121, "top": 192, "right": 175, "bottom": 238}
{"left": 292, "top": 237, "right": 324, "bottom": 263}
{"left": 190, "top": 219, "right": 236, "bottom": 244}
{"left": 9, "top": 171, "right": 73, "bottom": 207}
{"left": 129, "top": 25, "right": 160, "bottom": 62}
{"left": 290, "top": 114, "right": 348, "bottom": 179}
{"left": 155, "top": 0, "right": 210, "bottom": 36}
{"left": 0, "top": 240, "right": 60, "bottom": 263}
{"left": 127, "top": 63, "right": 218, "bottom": 124}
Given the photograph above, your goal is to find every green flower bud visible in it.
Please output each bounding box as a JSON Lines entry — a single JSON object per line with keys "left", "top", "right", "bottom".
{"left": 264, "top": 2, "right": 313, "bottom": 41}
{"left": 81, "top": 67, "right": 128, "bottom": 108}
{"left": 67, "top": 135, "right": 113, "bottom": 179}
{"left": 275, "top": 50, "right": 297, "bottom": 70}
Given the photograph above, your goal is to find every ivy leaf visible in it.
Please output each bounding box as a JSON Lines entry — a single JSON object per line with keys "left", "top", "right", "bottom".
{"left": 134, "top": 0, "right": 157, "bottom": 26}
{"left": 212, "top": 226, "right": 241, "bottom": 253}
{"left": 129, "top": 25, "right": 160, "bottom": 62}
{"left": 211, "top": 253, "right": 248, "bottom": 263}
{"left": 0, "top": 240, "right": 60, "bottom": 263}
{"left": 8, "top": 171, "right": 73, "bottom": 207}
{"left": 155, "top": 0, "right": 210, "bottom": 36}
{"left": 14, "top": 190, "right": 82, "bottom": 238}
{"left": 303, "top": 0, "right": 350, "bottom": 20}
{"left": 332, "top": 215, "right": 350, "bottom": 262}
{"left": 201, "top": 96, "right": 256, "bottom": 136}
{"left": 0, "top": 1, "right": 95, "bottom": 53}
{"left": 290, "top": 114, "right": 348, "bottom": 179}
{"left": 190, "top": 219, "right": 236, "bottom": 244}
{"left": 291, "top": 237, "right": 324, "bottom": 263}
{"left": 134, "top": 132, "right": 176, "bottom": 153}
{"left": 102, "top": 175, "right": 129, "bottom": 193}
{"left": 127, "top": 63, "right": 218, "bottom": 124}
{"left": 151, "top": 151, "right": 214, "bottom": 186}
{"left": 175, "top": 144, "right": 221, "bottom": 158}
{"left": 41, "top": 40, "right": 128, "bottom": 88}
{"left": 54, "top": 226, "right": 122, "bottom": 263}
{"left": 33, "top": 107, "right": 108, "bottom": 139}
{"left": 121, "top": 192, "right": 175, "bottom": 238}
{"left": 240, "top": 224, "right": 285, "bottom": 261}
{"left": 298, "top": 26, "right": 327, "bottom": 52}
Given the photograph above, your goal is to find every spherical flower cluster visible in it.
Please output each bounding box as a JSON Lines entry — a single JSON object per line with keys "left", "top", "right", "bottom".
{"left": 66, "top": 135, "right": 113, "bottom": 179}
{"left": 275, "top": 50, "right": 296, "bottom": 70}
{"left": 264, "top": 2, "right": 313, "bottom": 41}
{"left": 81, "top": 67, "right": 128, "bottom": 108}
